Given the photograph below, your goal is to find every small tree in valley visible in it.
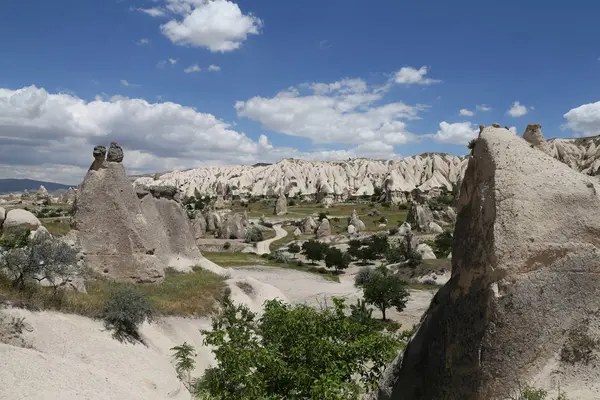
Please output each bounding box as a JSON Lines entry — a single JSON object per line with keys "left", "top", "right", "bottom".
{"left": 301, "top": 239, "right": 328, "bottom": 264}
{"left": 287, "top": 243, "right": 301, "bottom": 258}
{"left": 361, "top": 266, "right": 409, "bottom": 320}
{"left": 324, "top": 247, "right": 351, "bottom": 273}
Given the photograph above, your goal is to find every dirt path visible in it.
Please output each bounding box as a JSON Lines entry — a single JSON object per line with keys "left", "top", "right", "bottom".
{"left": 231, "top": 264, "right": 434, "bottom": 329}
{"left": 255, "top": 225, "right": 287, "bottom": 255}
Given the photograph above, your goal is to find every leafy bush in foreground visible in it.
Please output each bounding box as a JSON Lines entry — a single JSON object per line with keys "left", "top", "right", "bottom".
{"left": 193, "top": 297, "right": 401, "bottom": 399}
{"left": 102, "top": 286, "right": 154, "bottom": 343}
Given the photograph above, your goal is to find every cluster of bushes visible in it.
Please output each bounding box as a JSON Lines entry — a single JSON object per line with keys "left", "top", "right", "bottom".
{"left": 183, "top": 196, "right": 209, "bottom": 219}
{"left": 184, "top": 295, "right": 404, "bottom": 399}
{"left": 300, "top": 240, "right": 351, "bottom": 273}
{"left": 244, "top": 226, "right": 264, "bottom": 243}
{"left": 34, "top": 207, "right": 67, "bottom": 219}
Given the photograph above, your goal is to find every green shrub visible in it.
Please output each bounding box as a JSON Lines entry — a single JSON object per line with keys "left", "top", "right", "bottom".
{"left": 432, "top": 231, "right": 453, "bottom": 258}
{"left": 223, "top": 241, "right": 231, "bottom": 250}
{"left": 324, "top": 247, "right": 351, "bottom": 273}
{"left": 171, "top": 342, "right": 197, "bottom": 386}
{"left": 301, "top": 239, "right": 329, "bottom": 264}
{"left": 193, "top": 297, "right": 400, "bottom": 399}
{"left": 287, "top": 243, "right": 301, "bottom": 258}
{"left": 354, "top": 266, "right": 375, "bottom": 287}
{"left": 317, "top": 212, "right": 327, "bottom": 221}
{"left": 102, "top": 286, "right": 154, "bottom": 343}
{"left": 245, "top": 226, "right": 264, "bottom": 243}
{"left": 361, "top": 266, "right": 409, "bottom": 321}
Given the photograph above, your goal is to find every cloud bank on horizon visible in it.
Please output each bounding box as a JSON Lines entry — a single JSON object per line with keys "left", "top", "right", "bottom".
{"left": 0, "top": 0, "right": 599, "bottom": 184}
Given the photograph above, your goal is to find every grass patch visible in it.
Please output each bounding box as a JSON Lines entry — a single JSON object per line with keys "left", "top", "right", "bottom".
{"left": 42, "top": 220, "right": 71, "bottom": 237}
{"left": 269, "top": 226, "right": 312, "bottom": 251}
{"left": 0, "top": 267, "right": 227, "bottom": 318}
{"left": 261, "top": 228, "right": 277, "bottom": 241}
{"left": 203, "top": 251, "right": 340, "bottom": 282}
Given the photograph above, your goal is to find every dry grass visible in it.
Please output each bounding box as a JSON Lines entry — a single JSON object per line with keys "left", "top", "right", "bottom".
{"left": 202, "top": 251, "right": 281, "bottom": 267}
{"left": 42, "top": 220, "right": 71, "bottom": 237}
{"left": 0, "top": 267, "right": 227, "bottom": 318}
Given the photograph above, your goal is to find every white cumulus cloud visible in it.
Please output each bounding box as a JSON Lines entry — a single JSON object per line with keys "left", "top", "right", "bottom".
{"left": 136, "top": 38, "right": 151, "bottom": 45}
{"left": 506, "top": 101, "right": 529, "bottom": 117}
{"left": 137, "top": 8, "right": 166, "bottom": 17}
{"left": 208, "top": 64, "right": 221, "bottom": 71}
{"left": 158, "top": 0, "right": 262, "bottom": 52}
{"left": 120, "top": 79, "right": 140, "bottom": 87}
{"left": 476, "top": 104, "right": 491, "bottom": 112}
{"left": 433, "top": 121, "right": 479, "bottom": 145}
{"left": 394, "top": 66, "right": 440, "bottom": 85}
{"left": 459, "top": 108, "right": 474, "bottom": 117}
{"left": 184, "top": 64, "right": 201, "bottom": 73}
{"left": 0, "top": 86, "right": 402, "bottom": 183}
{"left": 235, "top": 76, "right": 424, "bottom": 145}
{"left": 563, "top": 101, "right": 600, "bottom": 137}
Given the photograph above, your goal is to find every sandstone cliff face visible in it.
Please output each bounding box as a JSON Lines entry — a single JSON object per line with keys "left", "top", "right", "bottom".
{"left": 377, "top": 127, "right": 600, "bottom": 400}
{"left": 134, "top": 155, "right": 468, "bottom": 200}
{"left": 73, "top": 144, "right": 202, "bottom": 282}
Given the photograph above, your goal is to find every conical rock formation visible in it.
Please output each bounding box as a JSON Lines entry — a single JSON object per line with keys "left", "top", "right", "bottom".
{"left": 376, "top": 126, "right": 600, "bottom": 400}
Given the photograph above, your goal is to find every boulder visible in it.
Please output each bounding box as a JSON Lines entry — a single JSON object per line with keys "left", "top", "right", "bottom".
{"left": 377, "top": 126, "right": 600, "bottom": 400}
{"left": 293, "top": 227, "right": 302, "bottom": 237}
{"left": 206, "top": 211, "right": 222, "bottom": 233}
{"left": 106, "top": 141, "right": 124, "bottom": 162}
{"left": 0, "top": 206, "right": 5, "bottom": 228}
{"left": 301, "top": 216, "right": 317, "bottom": 234}
{"left": 347, "top": 224, "right": 356, "bottom": 234}
{"left": 522, "top": 124, "right": 551, "bottom": 156}
{"left": 2, "top": 209, "right": 41, "bottom": 234}
{"left": 427, "top": 221, "right": 443, "bottom": 234}
{"left": 73, "top": 144, "right": 203, "bottom": 283}
{"left": 405, "top": 203, "right": 434, "bottom": 231}
{"left": 191, "top": 214, "right": 207, "bottom": 241}
{"left": 316, "top": 218, "right": 331, "bottom": 238}
{"left": 445, "top": 207, "right": 457, "bottom": 223}
{"left": 349, "top": 209, "right": 366, "bottom": 232}
{"left": 397, "top": 221, "right": 411, "bottom": 236}
{"left": 416, "top": 243, "right": 436, "bottom": 260}
{"left": 274, "top": 191, "right": 288, "bottom": 215}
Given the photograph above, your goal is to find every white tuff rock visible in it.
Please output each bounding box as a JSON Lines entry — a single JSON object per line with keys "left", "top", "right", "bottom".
{"left": 2, "top": 209, "right": 41, "bottom": 235}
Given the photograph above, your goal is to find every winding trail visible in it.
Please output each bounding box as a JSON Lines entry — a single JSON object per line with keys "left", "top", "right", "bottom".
{"left": 255, "top": 225, "right": 287, "bottom": 255}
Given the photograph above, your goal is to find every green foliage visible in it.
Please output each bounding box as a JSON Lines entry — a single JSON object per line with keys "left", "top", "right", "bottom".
{"left": 288, "top": 199, "right": 296, "bottom": 206}
{"left": 324, "top": 247, "right": 351, "bottom": 273}
{"left": 347, "top": 239, "right": 363, "bottom": 260}
{"left": 171, "top": 342, "right": 197, "bottom": 383}
{"left": 467, "top": 138, "right": 477, "bottom": 151}
{"left": 245, "top": 226, "right": 264, "bottom": 243}
{"left": 287, "top": 243, "right": 301, "bottom": 258}
{"left": 318, "top": 212, "right": 328, "bottom": 221}
{"left": 223, "top": 241, "right": 231, "bottom": 250}
{"left": 365, "top": 235, "right": 389, "bottom": 259}
{"left": 102, "top": 286, "right": 154, "bottom": 343}
{"left": 194, "top": 297, "right": 401, "bottom": 399}
{"left": 0, "top": 229, "right": 30, "bottom": 250}
{"left": 0, "top": 230, "right": 78, "bottom": 292}
{"left": 515, "top": 384, "right": 569, "bottom": 400}
{"left": 432, "top": 231, "right": 453, "bottom": 258}
{"left": 301, "top": 239, "right": 329, "bottom": 264}
{"left": 361, "top": 266, "right": 409, "bottom": 320}
{"left": 183, "top": 196, "right": 208, "bottom": 212}
{"left": 354, "top": 266, "right": 375, "bottom": 287}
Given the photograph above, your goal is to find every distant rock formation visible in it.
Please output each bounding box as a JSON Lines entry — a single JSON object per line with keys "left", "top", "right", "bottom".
{"left": 316, "top": 218, "right": 331, "bottom": 238}
{"left": 36, "top": 185, "right": 50, "bottom": 202}
{"left": 20, "top": 189, "right": 31, "bottom": 201}
{"left": 60, "top": 187, "right": 77, "bottom": 204}
{"left": 348, "top": 209, "right": 366, "bottom": 232}
{"left": 301, "top": 216, "right": 317, "bottom": 234}
{"left": 0, "top": 207, "right": 5, "bottom": 230}
{"left": 134, "top": 155, "right": 469, "bottom": 202}
{"left": 376, "top": 126, "right": 600, "bottom": 399}
{"left": 217, "top": 213, "right": 246, "bottom": 240}
{"left": 274, "top": 190, "right": 288, "bottom": 215}
{"left": 73, "top": 143, "right": 203, "bottom": 283}
{"left": 405, "top": 203, "right": 434, "bottom": 232}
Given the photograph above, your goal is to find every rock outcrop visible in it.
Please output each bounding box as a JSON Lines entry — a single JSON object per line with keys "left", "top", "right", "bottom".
{"left": 106, "top": 141, "right": 124, "bottom": 162}
{"left": 348, "top": 209, "right": 366, "bottom": 232}
{"left": 134, "top": 155, "right": 469, "bottom": 201}
{"left": 36, "top": 185, "right": 50, "bottom": 202}
{"left": 523, "top": 124, "right": 552, "bottom": 156}
{"left": 377, "top": 126, "right": 600, "bottom": 400}
{"left": 274, "top": 191, "right": 288, "bottom": 215}
{"left": 60, "top": 187, "right": 77, "bottom": 204}
{"left": 316, "top": 218, "right": 331, "bottom": 238}
{"left": 73, "top": 144, "right": 203, "bottom": 282}
{"left": 0, "top": 207, "right": 5, "bottom": 229}
{"left": 2, "top": 209, "right": 41, "bottom": 235}
{"left": 301, "top": 216, "right": 317, "bottom": 234}
{"left": 405, "top": 203, "right": 434, "bottom": 232}
{"left": 218, "top": 213, "right": 246, "bottom": 240}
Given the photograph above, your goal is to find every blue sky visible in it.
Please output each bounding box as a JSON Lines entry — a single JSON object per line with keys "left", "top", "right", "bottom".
{"left": 0, "top": 0, "right": 599, "bottom": 184}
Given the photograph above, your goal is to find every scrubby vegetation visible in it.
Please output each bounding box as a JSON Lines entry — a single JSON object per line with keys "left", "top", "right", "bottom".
{"left": 102, "top": 285, "right": 154, "bottom": 343}
{"left": 192, "top": 296, "right": 403, "bottom": 399}
{"left": 244, "top": 226, "right": 264, "bottom": 243}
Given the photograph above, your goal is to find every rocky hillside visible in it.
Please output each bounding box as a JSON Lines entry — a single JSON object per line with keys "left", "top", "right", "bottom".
{"left": 547, "top": 135, "right": 600, "bottom": 176}
{"left": 134, "top": 155, "right": 469, "bottom": 199}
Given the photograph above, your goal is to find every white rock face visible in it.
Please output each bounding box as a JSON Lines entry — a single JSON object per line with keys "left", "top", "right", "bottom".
{"left": 428, "top": 222, "right": 444, "bottom": 234}
{"left": 546, "top": 134, "right": 600, "bottom": 176}
{"left": 2, "top": 209, "right": 41, "bottom": 234}
{"left": 397, "top": 221, "right": 411, "bottom": 236}
{"left": 134, "top": 156, "right": 469, "bottom": 199}
{"left": 0, "top": 207, "right": 5, "bottom": 227}
{"left": 416, "top": 243, "right": 436, "bottom": 259}
{"left": 347, "top": 224, "right": 356, "bottom": 234}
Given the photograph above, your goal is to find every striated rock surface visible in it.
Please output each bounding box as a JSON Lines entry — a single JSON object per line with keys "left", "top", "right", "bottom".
{"left": 134, "top": 155, "right": 469, "bottom": 200}
{"left": 73, "top": 144, "right": 203, "bottom": 282}
{"left": 377, "top": 126, "right": 600, "bottom": 400}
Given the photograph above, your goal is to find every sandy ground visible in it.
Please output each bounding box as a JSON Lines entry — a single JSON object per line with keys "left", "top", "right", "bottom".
{"left": 231, "top": 264, "right": 435, "bottom": 329}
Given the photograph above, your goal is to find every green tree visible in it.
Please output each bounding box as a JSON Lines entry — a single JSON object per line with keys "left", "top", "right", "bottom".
{"left": 301, "top": 239, "right": 328, "bottom": 264}
{"left": 287, "top": 243, "right": 301, "bottom": 258}
{"left": 433, "top": 231, "right": 453, "bottom": 258}
{"left": 362, "top": 266, "right": 409, "bottom": 321}
{"left": 193, "top": 297, "right": 400, "bottom": 399}
{"left": 171, "top": 342, "right": 197, "bottom": 387}
{"left": 324, "top": 247, "right": 351, "bottom": 273}
{"left": 348, "top": 239, "right": 363, "bottom": 260}
{"left": 365, "top": 235, "right": 389, "bottom": 259}
{"left": 245, "top": 226, "right": 264, "bottom": 243}
{"left": 102, "top": 286, "right": 154, "bottom": 343}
